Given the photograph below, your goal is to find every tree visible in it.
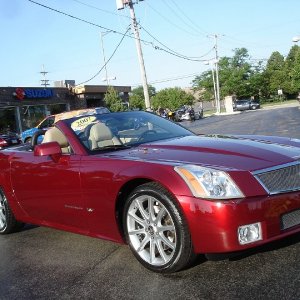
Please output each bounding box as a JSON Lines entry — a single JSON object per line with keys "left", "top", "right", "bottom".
{"left": 263, "top": 51, "right": 285, "bottom": 99}
{"left": 104, "top": 86, "right": 124, "bottom": 112}
{"left": 193, "top": 48, "right": 259, "bottom": 100}
{"left": 218, "top": 48, "right": 253, "bottom": 98}
{"left": 192, "top": 70, "right": 215, "bottom": 101}
{"left": 282, "top": 45, "right": 300, "bottom": 95}
{"left": 151, "top": 87, "right": 194, "bottom": 110}
{"left": 129, "top": 85, "right": 156, "bottom": 110}
{"left": 248, "top": 61, "right": 265, "bottom": 99}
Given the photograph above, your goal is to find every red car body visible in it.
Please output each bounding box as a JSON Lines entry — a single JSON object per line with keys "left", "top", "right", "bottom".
{"left": 1, "top": 111, "right": 300, "bottom": 271}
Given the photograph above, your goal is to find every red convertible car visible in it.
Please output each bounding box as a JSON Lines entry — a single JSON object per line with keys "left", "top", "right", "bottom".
{"left": 1, "top": 111, "right": 300, "bottom": 273}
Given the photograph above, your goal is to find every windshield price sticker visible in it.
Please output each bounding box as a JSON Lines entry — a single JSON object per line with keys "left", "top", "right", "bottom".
{"left": 71, "top": 116, "right": 96, "bottom": 131}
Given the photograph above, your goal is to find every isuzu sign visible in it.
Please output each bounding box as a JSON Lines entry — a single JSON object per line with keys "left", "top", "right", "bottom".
{"left": 13, "top": 88, "right": 53, "bottom": 100}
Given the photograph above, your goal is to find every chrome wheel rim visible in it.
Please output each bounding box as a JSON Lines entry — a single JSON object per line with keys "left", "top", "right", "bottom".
{"left": 127, "top": 195, "right": 177, "bottom": 266}
{"left": 0, "top": 194, "right": 7, "bottom": 230}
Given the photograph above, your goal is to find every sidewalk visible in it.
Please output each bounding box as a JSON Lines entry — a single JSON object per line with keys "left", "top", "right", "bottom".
{"left": 203, "top": 101, "right": 299, "bottom": 118}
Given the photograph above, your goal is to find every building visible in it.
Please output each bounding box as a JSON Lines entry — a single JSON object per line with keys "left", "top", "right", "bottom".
{"left": 0, "top": 84, "right": 131, "bottom": 134}
{"left": 73, "top": 85, "right": 131, "bottom": 108}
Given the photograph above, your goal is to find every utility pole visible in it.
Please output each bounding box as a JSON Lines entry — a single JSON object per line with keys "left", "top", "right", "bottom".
{"left": 204, "top": 60, "right": 217, "bottom": 109}
{"left": 40, "top": 64, "right": 50, "bottom": 88}
{"left": 116, "top": 0, "right": 151, "bottom": 110}
{"left": 208, "top": 34, "right": 221, "bottom": 114}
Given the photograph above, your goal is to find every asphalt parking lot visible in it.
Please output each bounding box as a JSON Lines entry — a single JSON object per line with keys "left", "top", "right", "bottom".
{"left": 1, "top": 103, "right": 300, "bottom": 300}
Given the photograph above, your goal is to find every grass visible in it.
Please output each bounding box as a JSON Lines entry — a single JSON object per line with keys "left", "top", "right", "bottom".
{"left": 260, "top": 99, "right": 298, "bottom": 108}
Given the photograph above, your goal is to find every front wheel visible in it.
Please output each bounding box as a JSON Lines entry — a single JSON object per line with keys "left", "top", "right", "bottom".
{"left": 0, "top": 190, "right": 24, "bottom": 234}
{"left": 123, "top": 182, "right": 195, "bottom": 273}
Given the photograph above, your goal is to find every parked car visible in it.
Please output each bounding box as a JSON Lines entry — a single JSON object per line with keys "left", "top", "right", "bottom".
{"left": 21, "top": 107, "right": 110, "bottom": 143}
{"left": 0, "top": 132, "right": 22, "bottom": 149}
{"left": 1, "top": 110, "right": 300, "bottom": 273}
{"left": 233, "top": 99, "right": 260, "bottom": 111}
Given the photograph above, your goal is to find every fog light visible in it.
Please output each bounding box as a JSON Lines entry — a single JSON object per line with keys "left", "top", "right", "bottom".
{"left": 238, "top": 222, "right": 262, "bottom": 245}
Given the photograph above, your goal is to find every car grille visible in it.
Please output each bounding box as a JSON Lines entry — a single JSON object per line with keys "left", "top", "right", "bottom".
{"left": 281, "top": 209, "right": 300, "bottom": 230}
{"left": 253, "top": 161, "right": 300, "bottom": 194}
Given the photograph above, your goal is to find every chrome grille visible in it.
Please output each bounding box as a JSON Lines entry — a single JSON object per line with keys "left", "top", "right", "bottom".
{"left": 253, "top": 162, "right": 300, "bottom": 194}
{"left": 281, "top": 209, "right": 300, "bottom": 230}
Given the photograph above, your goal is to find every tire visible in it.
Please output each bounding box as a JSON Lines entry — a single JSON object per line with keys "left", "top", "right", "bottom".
{"left": 123, "top": 182, "right": 195, "bottom": 273}
{"left": 0, "top": 190, "right": 24, "bottom": 234}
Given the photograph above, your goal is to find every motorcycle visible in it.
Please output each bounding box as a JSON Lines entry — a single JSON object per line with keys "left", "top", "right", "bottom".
{"left": 175, "top": 106, "right": 196, "bottom": 121}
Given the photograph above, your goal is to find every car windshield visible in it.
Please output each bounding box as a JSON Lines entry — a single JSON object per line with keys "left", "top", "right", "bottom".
{"left": 64, "top": 111, "right": 194, "bottom": 152}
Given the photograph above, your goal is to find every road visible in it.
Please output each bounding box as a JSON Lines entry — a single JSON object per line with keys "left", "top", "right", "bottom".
{"left": 1, "top": 104, "right": 300, "bottom": 300}
{"left": 185, "top": 103, "right": 300, "bottom": 139}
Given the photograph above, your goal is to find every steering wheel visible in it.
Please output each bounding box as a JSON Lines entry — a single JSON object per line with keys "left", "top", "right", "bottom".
{"left": 138, "top": 130, "right": 157, "bottom": 142}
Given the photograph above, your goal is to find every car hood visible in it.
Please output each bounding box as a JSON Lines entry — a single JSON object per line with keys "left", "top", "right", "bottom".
{"left": 107, "top": 135, "right": 300, "bottom": 172}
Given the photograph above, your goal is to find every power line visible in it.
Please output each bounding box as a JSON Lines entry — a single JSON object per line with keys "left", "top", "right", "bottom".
{"left": 70, "top": 0, "right": 130, "bottom": 19}
{"left": 146, "top": 2, "right": 201, "bottom": 37}
{"left": 162, "top": 0, "right": 207, "bottom": 36}
{"left": 27, "top": 0, "right": 122, "bottom": 36}
{"left": 141, "top": 25, "right": 215, "bottom": 61}
{"left": 27, "top": 0, "right": 213, "bottom": 61}
{"left": 76, "top": 26, "right": 131, "bottom": 86}
{"left": 129, "top": 72, "right": 201, "bottom": 87}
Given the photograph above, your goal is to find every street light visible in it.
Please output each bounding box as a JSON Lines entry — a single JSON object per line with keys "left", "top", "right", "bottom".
{"left": 204, "top": 60, "right": 218, "bottom": 111}
{"left": 207, "top": 34, "right": 222, "bottom": 114}
{"left": 102, "top": 76, "right": 116, "bottom": 85}
{"left": 100, "top": 31, "right": 116, "bottom": 85}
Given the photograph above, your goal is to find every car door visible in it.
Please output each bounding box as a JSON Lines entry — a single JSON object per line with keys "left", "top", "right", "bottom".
{"left": 9, "top": 151, "right": 87, "bottom": 230}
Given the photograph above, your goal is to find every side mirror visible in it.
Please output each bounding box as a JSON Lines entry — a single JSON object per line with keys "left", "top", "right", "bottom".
{"left": 34, "top": 142, "right": 62, "bottom": 158}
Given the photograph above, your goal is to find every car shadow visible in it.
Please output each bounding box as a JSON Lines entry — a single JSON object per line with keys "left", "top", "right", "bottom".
{"left": 201, "top": 231, "right": 300, "bottom": 263}
{"left": 229, "top": 232, "right": 300, "bottom": 261}
{"left": 20, "top": 223, "right": 39, "bottom": 232}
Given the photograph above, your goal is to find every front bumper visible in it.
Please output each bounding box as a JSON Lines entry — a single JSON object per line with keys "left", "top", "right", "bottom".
{"left": 178, "top": 191, "right": 300, "bottom": 253}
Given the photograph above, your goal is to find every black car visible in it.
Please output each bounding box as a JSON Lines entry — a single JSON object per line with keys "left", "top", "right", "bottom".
{"left": 0, "top": 132, "right": 22, "bottom": 149}
{"left": 233, "top": 99, "right": 260, "bottom": 111}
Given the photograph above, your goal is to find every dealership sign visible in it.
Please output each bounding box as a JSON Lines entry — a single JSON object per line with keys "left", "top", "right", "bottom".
{"left": 13, "top": 88, "right": 54, "bottom": 100}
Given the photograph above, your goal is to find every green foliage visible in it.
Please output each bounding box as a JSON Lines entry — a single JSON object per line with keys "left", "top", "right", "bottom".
{"left": 282, "top": 45, "right": 300, "bottom": 95}
{"left": 192, "top": 70, "right": 214, "bottom": 101}
{"left": 104, "top": 86, "right": 124, "bottom": 112}
{"left": 151, "top": 87, "right": 194, "bottom": 110}
{"left": 129, "top": 94, "right": 145, "bottom": 110}
{"left": 192, "top": 46, "right": 300, "bottom": 102}
{"left": 263, "top": 51, "right": 285, "bottom": 97}
{"left": 129, "top": 85, "right": 156, "bottom": 110}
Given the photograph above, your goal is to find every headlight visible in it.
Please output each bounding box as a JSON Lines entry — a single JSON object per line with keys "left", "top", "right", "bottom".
{"left": 174, "top": 165, "right": 244, "bottom": 199}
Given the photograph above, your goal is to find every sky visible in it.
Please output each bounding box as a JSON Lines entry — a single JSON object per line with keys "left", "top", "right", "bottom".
{"left": 1, "top": 0, "right": 300, "bottom": 91}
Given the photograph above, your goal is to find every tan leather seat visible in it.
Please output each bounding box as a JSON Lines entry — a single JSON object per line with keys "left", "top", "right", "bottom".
{"left": 42, "top": 127, "right": 70, "bottom": 154}
{"left": 88, "top": 122, "right": 121, "bottom": 150}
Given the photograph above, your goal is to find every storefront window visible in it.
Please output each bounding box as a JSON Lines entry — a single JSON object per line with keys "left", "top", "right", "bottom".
{"left": 21, "top": 104, "right": 67, "bottom": 130}
{"left": 22, "top": 105, "right": 46, "bottom": 130}
{"left": 47, "top": 104, "right": 67, "bottom": 115}
{"left": 0, "top": 108, "right": 17, "bottom": 133}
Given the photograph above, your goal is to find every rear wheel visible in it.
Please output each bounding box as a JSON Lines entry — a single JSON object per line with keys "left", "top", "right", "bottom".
{"left": 0, "top": 190, "right": 24, "bottom": 234}
{"left": 123, "top": 182, "right": 195, "bottom": 273}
